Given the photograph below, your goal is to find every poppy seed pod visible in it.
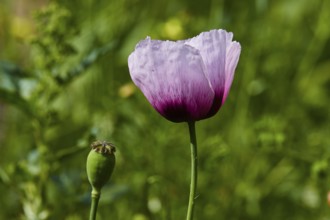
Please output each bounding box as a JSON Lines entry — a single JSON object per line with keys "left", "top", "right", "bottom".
{"left": 86, "top": 141, "right": 116, "bottom": 193}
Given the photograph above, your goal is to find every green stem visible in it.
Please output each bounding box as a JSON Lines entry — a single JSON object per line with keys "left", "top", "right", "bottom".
{"left": 186, "top": 121, "right": 198, "bottom": 220}
{"left": 89, "top": 189, "right": 100, "bottom": 220}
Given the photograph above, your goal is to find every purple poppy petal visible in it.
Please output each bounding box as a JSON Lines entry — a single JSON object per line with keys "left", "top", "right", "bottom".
{"left": 184, "top": 30, "right": 227, "bottom": 100}
{"left": 128, "top": 37, "right": 215, "bottom": 122}
{"left": 223, "top": 36, "right": 241, "bottom": 104}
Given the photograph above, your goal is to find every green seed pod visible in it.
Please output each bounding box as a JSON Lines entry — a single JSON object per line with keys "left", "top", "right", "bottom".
{"left": 86, "top": 141, "right": 116, "bottom": 193}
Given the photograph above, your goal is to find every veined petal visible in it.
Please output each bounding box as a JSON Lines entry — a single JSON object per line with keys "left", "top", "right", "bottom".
{"left": 223, "top": 38, "right": 241, "bottom": 104}
{"left": 184, "top": 30, "right": 227, "bottom": 100}
{"left": 128, "top": 37, "right": 215, "bottom": 122}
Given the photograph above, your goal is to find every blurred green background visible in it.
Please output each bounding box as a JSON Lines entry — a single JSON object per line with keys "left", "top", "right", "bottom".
{"left": 1, "top": 0, "right": 330, "bottom": 219}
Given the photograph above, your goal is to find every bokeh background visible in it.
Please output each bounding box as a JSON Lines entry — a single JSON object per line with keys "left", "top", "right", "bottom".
{"left": 1, "top": 0, "right": 330, "bottom": 219}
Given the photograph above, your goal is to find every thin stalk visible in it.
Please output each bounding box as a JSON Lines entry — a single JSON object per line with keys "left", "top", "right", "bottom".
{"left": 186, "top": 121, "right": 198, "bottom": 220}
{"left": 89, "top": 189, "right": 100, "bottom": 220}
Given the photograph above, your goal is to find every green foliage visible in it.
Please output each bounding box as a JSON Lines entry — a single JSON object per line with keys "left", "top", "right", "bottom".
{"left": 31, "top": 2, "right": 77, "bottom": 72}
{"left": 0, "top": 0, "right": 330, "bottom": 219}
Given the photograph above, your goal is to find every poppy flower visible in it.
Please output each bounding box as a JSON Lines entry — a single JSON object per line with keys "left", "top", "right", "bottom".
{"left": 128, "top": 29, "right": 241, "bottom": 122}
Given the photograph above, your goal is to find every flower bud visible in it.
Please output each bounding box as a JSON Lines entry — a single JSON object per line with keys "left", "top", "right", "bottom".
{"left": 86, "top": 141, "right": 116, "bottom": 193}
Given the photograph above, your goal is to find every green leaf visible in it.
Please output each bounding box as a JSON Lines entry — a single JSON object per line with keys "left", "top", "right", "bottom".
{"left": 0, "top": 88, "right": 36, "bottom": 118}
{"left": 55, "top": 41, "right": 117, "bottom": 85}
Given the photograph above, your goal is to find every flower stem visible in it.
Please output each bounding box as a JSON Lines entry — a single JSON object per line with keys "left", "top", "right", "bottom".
{"left": 89, "top": 189, "right": 100, "bottom": 220}
{"left": 186, "top": 121, "right": 198, "bottom": 220}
